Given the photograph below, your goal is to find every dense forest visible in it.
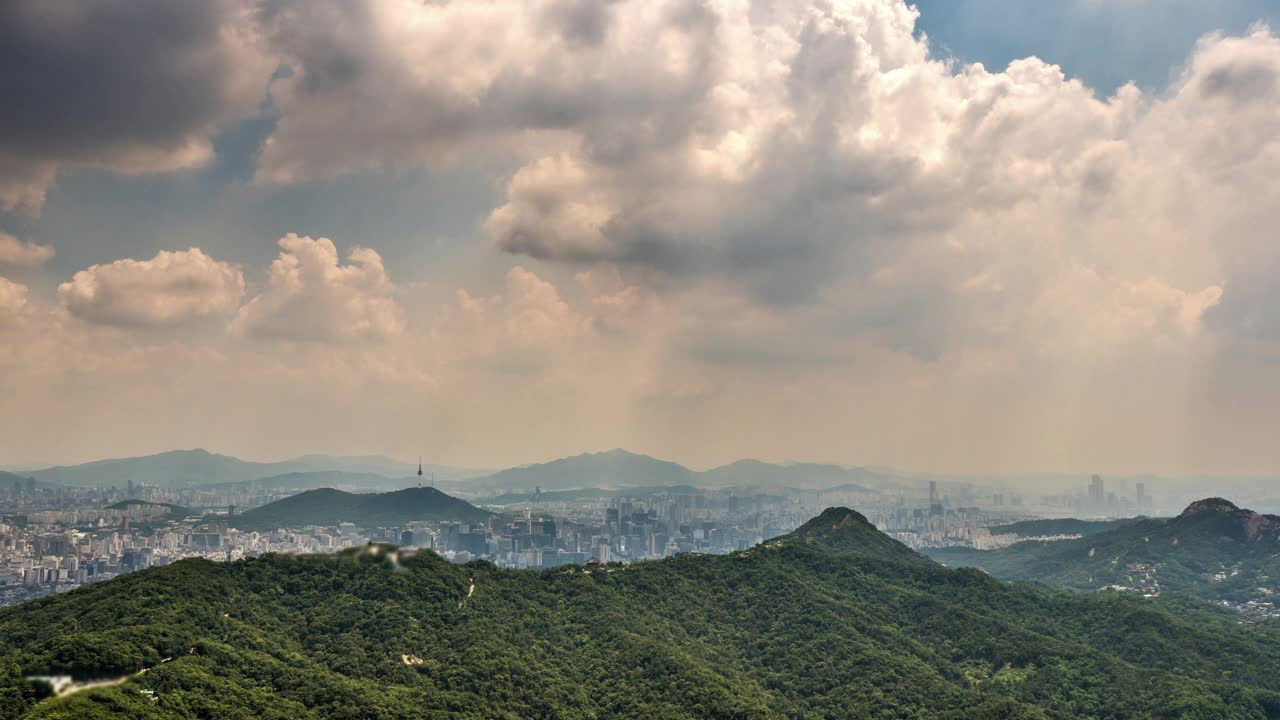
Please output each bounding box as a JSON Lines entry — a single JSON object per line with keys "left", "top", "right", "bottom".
{"left": 986, "top": 517, "right": 1145, "bottom": 539}
{"left": 228, "top": 487, "right": 491, "bottom": 532}
{"left": 928, "top": 498, "right": 1280, "bottom": 602}
{"left": 4, "top": 507, "right": 1280, "bottom": 719}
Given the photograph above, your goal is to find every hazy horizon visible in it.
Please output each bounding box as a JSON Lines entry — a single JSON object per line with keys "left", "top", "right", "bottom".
{"left": 6, "top": 446, "right": 1280, "bottom": 487}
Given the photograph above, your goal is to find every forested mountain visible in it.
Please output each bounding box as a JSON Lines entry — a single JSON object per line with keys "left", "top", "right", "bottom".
{"left": 783, "top": 506, "right": 932, "bottom": 565}
{"left": 987, "top": 517, "right": 1146, "bottom": 538}
{"left": 228, "top": 487, "right": 491, "bottom": 531}
{"left": 928, "top": 499, "right": 1280, "bottom": 601}
{"left": 5, "top": 507, "right": 1280, "bottom": 719}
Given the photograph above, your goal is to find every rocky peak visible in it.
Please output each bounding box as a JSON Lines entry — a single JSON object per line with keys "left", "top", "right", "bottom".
{"left": 1178, "top": 498, "right": 1241, "bottom": 517}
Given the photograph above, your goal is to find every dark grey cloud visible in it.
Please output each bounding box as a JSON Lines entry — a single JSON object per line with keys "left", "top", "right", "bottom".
{"left": 539, "top": 0, "right": 623, "bottom": 48}
{"left": 1204, "top": 265, "right": 1280, "bottom": 340}
{"left": 252, "top": 0, "right": 724, "bottom": 183}
{"left": 1200, "top": 61, "right": 1277, "bottom": 101}
{"left": 0, "top": 0, "right": 271, "bottom": 209}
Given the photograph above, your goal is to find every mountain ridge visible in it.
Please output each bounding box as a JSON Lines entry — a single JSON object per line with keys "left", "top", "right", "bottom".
{"left": 25, "top": 450, "right": 479, "bottom": 489}
{"left": 229, "top": 486, "right": 491, "bottom": 531}
{"left": 780, "top": 506, "right": 932, "bottom": 565}
{"left": 456, "top": 449, "right": 890, "bottom": 492}
{"left": 208, "top": 471, "right": 426, "bottom": 493}
{"left": 3, "top": 506, "right": 1280, "bottom": 718}
{"left": 927, "top": 497, "right": 1280, "bottom": 600}
{"left": 22, "top": 447, "right": 899, "bottom": 494}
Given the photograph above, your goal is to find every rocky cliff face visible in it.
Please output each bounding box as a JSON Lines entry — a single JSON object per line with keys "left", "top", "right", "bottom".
{"left": 1174, "top": 498, "right": 1280, "bottom": 543}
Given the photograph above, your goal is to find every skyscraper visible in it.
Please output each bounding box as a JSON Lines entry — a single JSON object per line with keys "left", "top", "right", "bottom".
{"left": 928, "top": 481, "right": 943, "bottom": 517}
{"left": 1136, "top": 482, "right": 1148, "bottom": 511}
{"left": 1089, "top": 475, "right": 1105, "bottom": 513}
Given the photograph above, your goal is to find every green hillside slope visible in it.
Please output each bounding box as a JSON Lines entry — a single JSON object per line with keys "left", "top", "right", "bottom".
{"left": 2, "top": 507, "right": 1280, "bottom": 719}
{"left": 987, "top": 517, "right": 1145, "bottom": 538}
{"left": 229, "top": 487, "right": 492, "bottom": 531}
{"left": 928, "top": 498, "right": 1280, "bottom": 601}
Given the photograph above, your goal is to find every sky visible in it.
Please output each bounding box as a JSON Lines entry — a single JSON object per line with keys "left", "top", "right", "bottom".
{"left": 2, "top": 0, "right": 1280, "bottom": 475}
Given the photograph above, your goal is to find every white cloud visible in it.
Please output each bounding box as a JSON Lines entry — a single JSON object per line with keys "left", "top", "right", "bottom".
{"left": 447, "top": 266, "right": 590, "bottom": 373}
{"left": 232, "top": 233, "right": 404, "bottom": 342}
{"left": 0, "top": 233, "right": 55, "bottom": 266}
{"left": 58, "top": 248, "right": 245, "bottom": 328}
{"left": 244, "top": 2, "right": 1278, "bottom": 362}
{"left": 0, "top": 276, "right": 28, "bottom": 319}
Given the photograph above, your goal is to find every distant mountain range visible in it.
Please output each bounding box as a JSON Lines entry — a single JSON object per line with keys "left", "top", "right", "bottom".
{"left": 209, "top": 471, "right": 435, "bottom": 494}
{"left": 229, "top": 487, "right": 491, "bottom": 531}
{"left": 0, "top": 471, "right": 34, "bottom": 491}
{"left": 5, "top": 504, "right": 1280, "bottom": 718}
{"left": 18, "top": 447, "right": 899, "bottom": 495}
{"left": 450, "top": 449, "right": 890, "bottom": 493}
{"left": 459, "top": 449, "right": 695, "bottom": 491}
{"left": 24, "top": 449, "right": 484, "bottom": 489}
{"left": 700, "top": 459, "right": 877, "bottom": 491}
{"left": 928, "top": 498, "right": 1280, "bottom": 601}
{"left": 477, "top": 485, "right": 705, "bottom": 505}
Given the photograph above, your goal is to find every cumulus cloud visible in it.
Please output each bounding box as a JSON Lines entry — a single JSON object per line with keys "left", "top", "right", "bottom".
{"left": 0, "top": 233, "right": 54, "bottom": 265}
{"left": 0, "top": 0, "right": 272, "bottom": 210}
{"left": 0, "top": 277, "right": 28, "bottom": 319}
{"left": 242, "top": 1, "right": 1278, "bottom": 362}
{"left": 4, "top": 0, "right": 1273, "bottom": 362}
{"left": 446, "top": 266, "right": 590, "bottom": 373}
{"left": 232, "top": 233, "right": 404, "bottom": 342}
{"left": 58, "top": 248, "right": 245, "bottom": 328}
{"left": 251, "top": 0, "right": 735, "bottom": 182}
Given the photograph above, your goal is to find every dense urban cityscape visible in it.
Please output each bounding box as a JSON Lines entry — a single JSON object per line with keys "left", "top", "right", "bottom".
{"left": 0, "top": 460, "right": 1171, "bottom": 608}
